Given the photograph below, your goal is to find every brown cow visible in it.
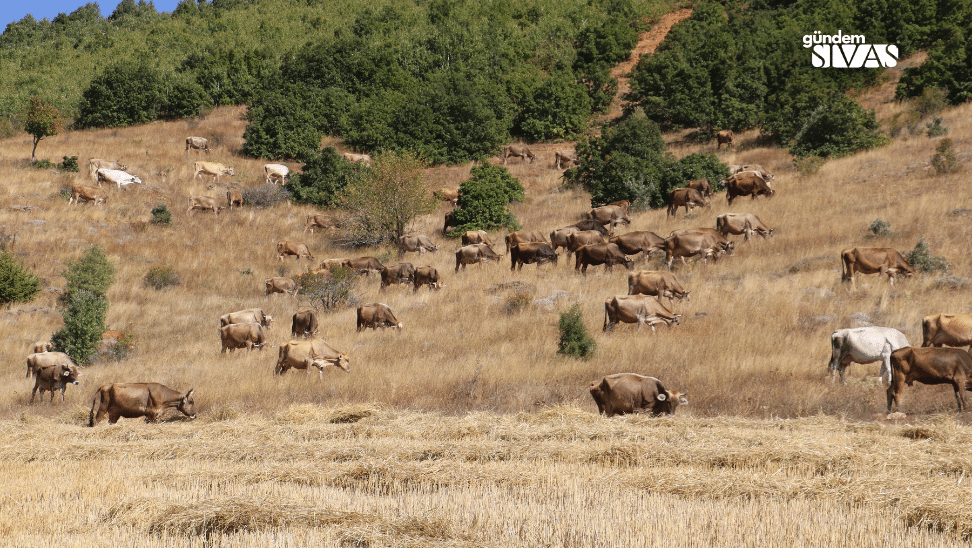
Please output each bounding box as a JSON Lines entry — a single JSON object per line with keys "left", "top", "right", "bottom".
{"left": 716, "top": 129, "right": 734, "bottom": 149}
{"left": 461, "top": 230, "right": 493, "bottom": 248}
{"left": 357, "top": 303, "right": 402, "bottom": 330}
{"left": 276, "top": 240, "right": 314, "bottom": 262}
{"left": 510, "top": 242, "right": 558, "bottom": 271}
{"left": 664, "top": 231, "right": 733, "bottom": 269}
{"left": 380, "top": 262, "right": 416, "bottom": 290}
{"left": 187, "top": 196, "right": 222, "bottom": 216}
{"left": 721, "top": 172, "right": 775, "bottom": 205}
{"left": 185, "top": 136, "right": 210, "bottom": 154}
{"left": 570, "top": 219, "right": 609, "bottom": 235}
{"left": 716, "top": 213, "right": 774, "bottom": 241}
{"left": 841, "top": 247, "right": 915, "bottom": 288}
{"left": 740, "top": 164, "right": 774, "bottom": 181}
{"left": 226, "top": 190, "right": 243, "bottom": 209}
{"left": 923, "top": 314, "right": 972, "bottom": 349}
{"left": 291, "top": 310, "right": 319, "bottom": 338}
{"left": 220, "top": 308, "right": 273, "bottom": 329}
{"left": 575, "top": 243, "right": 635, "bottom": 274}
{"left": 686, "top": 179, "right": 713, "bottom": 198}
{"left": 550, "top": 227, "right": 580, "bottom": 254}
{"left": 32, "top": 341, "right": 53, "bottom": 354}
{"left": 26, "top": 352, "right": 78, "bottom": 378}
{"left": 435, "top": 188, "right": 459, "bottom": 205}
{"left": 589, "top": 373, "right": 687, "bottom": 417}
{"left": 342, "top": 256, "right": 384, "bottom": 276}
{"left": 503, "top": 144, "right": 535, "bottom": 164}
{"left": 414, "top": 266, "right": 441, "bottom": 291}
{"left": 888, "top": 347, "right": 972, "bottom": 412}
{"left": 193, "top": 161, "right": 234, "bottom": 183}
{"left": 628, "top": 270, "right": 690, "bottom": 308}
{"left": 399, "top": 234, "right": 438, "bottom": 254}
{"left": 603, "top": 295, "right": 681, "bottom": 332}
{"left": 587, "top": 205, "right": 630, "bottom": 235}
{"left": 667, "top": 187, "right": 709, "bottom": 219}
{"left": 90, "top": 383, "right": 196, "bottom": 426}
{"left": 566, "top": 230, "right": 606, "bottom": 257}
{"left": 265, "top": 277, "right": 298, "bottom": 297}
{"left": 305, "top": 214, "right": 341, "bottom": 233}
{"left": 30, "top": 364, "right": 82, "bottom": 403}
{"left": 505, "top": 230, "right": 548, "bottom": 254}
{"left": 319, "top": 258, "right": 349, "bottom": 271}
{"left": 609, "top": 231, "right": 667, "bottom": 260}
{"left": 219, "top": 322, "right": 267, "bottom": 353}
{"left": 275, "top": 339, "right": 350, "bottom": 377}
{"left": 70, "top": 184, "right": 109, "bottom": 206}
{"left": 607, "top": 200, "right": 631, "bottom": 215}
{"left": 554, "top": 150, "right": 577, "bottom": 169}
{"left": 455, "top": 244, "right": 502, "bottom": 271}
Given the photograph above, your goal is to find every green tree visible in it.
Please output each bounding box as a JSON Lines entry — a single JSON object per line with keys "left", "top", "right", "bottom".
{"left": 0, "top": 252, "right": 41, "bottom": 306}
{"left": 51, "top": 290, "right": 107, "bottom": 365}
{"left": 287, "top": 147, "right": 366, "bottom": 208}
{"left": 448, "top": 163, "right": 524, "bottom": 234}
{"left": 23, "top": 97, "right": 62, "bottom": 163}
{"left": 62, "top": 245, "right": 115, "bottom": 301}
{"left": 558, "top": 303, "right": 595, "bottom": 359}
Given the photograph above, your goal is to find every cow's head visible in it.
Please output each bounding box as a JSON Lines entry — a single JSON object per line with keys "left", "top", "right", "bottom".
{"left": 654, "top": 390, "right": 687, "bottom": 415}
{"left": 623, "top": 257, "right": 635, "bottom": 270}
{"left": 179, "top": 389, "right": 197, "bottom": 419}
{"left": 61, "top": 365, "right": 81, "bottom": 385}
{"left": 263, "top": 315, "right": 274, "bottom": 328}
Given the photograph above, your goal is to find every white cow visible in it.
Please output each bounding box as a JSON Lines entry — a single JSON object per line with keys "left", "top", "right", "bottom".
{"left": 828, "top": 327, "right": 911, "bottom": 385}
{"left": 88, "top": 159, "right": 126, "bottom": 180}
{"left": 96, "top": 168, "right": 142, "bottom": 189}
{"left": 263, "top": 164, "right": 289, "bottom": 185}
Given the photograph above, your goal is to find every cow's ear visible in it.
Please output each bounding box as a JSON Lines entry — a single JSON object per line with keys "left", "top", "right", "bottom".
{"left": 656, "top": 393, "right": 667, "bottom": 401}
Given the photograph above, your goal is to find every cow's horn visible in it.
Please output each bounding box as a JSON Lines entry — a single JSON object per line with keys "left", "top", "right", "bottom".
{"left": 186, "top": 388, "right": 195, "bottom": 398}
{"left": 656, "top": 393, "right": 667, "bottom": 401}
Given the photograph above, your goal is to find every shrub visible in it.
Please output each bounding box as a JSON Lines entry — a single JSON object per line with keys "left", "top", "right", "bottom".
{"left": 62, "top": 245, "right": 114, "bottom": 302}
{"left": 448, "top": 163, "right": 524, "bottom": 235}
{"left": 31, "top": 159, "right": 56, "bottom": 169}
{"left": 932, "top": 138, "right": 959, "bottom": 175}
{"left": 57, "top": 155, "right": 79, "bottom": 172}
{"left": 867, "top": 218, "right": 894, "bottom": 238}
{"left": 505, "top": 287, "right": 534, "bottom": 315}
{"left": 242, "top": 185, "right": 290, "bottom": 208}
{"left": 557, "top": 303, "right": 595, "bottom": 359}
{"left": 904, "top": 236, "right": 948, "bottom": 274}
{"left": 287, "top": 147, "right": 365, "bottom": 208}
{"left": 296, "top": 267, "right": 359, "bottom": 312}
{"left": 0, "top": 251, "right": 41, "bottom": 306}
{"left": 925, "top": 116, "right": 948, "bottom": 137}
{"left": 788, "top": 94, "right": 890, "bottom": 158}
{"left": 150, "top": 204, "right": 172, "bottom": 225}
{"left": 51, "top": 289, "right": 107, "bottom": 365}
{"left": 793, "top": 155, "right": 825, "bottom": 176}
{"left": 144, "top": 266, "right": 180, "bottom": 290}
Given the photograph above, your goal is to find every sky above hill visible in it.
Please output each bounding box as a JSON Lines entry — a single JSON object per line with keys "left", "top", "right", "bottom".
{"left": 1, "top": 1, "right": 181, "bottom": 29}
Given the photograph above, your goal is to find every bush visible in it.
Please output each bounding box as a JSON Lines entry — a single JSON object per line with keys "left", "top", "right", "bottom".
{"left": 57, "top": 156, "right": 79, "bottom": 172}
{"left": 904, "top": 236, "right": 948, "bottom": 274}
{"left": 787, "top": 94, "right": 890, "bottom": 158}
{"left": 867, "top": 218, "right": 894, "bottom": 238}
{"left": 51, "top": 289, "right": 107, "bottom": 365}
{"left": 558, "top": 303, "right": 595, "bottom": 359}
{"left": 62, "top": 245, "right": 114, "bottom": 303}
{"left": 150, "top": 204, "right": 172, "bottom": 225}
{"left": 242, "top": 185, "right": 291, "bottom": 208}
{"left": 793, "top": 155, "right": 825, "bottom": 176}
{"left": 0, "top": 251, "right": 41, "bottom": 306}
{"left": 31, "top": 159, "right": 56, "bottom": 169}
{"left": 296, "top": 267, "right": 359, "bottom": 312}
{"left": 287, "top": 147, "right": 366, "bottom": 208}
{"left": 144, "top": 266, "right": 180, "bottom": 290}
{"left": 925, "top": 116, "right": 948, "bottom": 137}
{"left": 448, "top": 163, "right": 524, "bottom": 235}
{"left": 932, "top": 138, "right": 959, "bottom": 175}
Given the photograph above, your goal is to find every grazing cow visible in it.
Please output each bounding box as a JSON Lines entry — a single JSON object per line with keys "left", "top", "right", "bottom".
{"left": 357, "top": 303, "right": 403, "bottom": 330}
{"left": 888, "top": 347, "right": 972, "bottom": 412}
{"left": 923, "top": 313, "right": 972, "bottom": 349}
{"left": 88, "top": 159, "right": 127, "bottom": 180}
{"left": 275, "top": 339, "right": 350, "bottom": 377}
{"left": 265, "top": 277, "right": 298, "bottom": 297}
{"left": 187, "top": 196, "right": 222, "bottom": 216}
{"left": 399, "top": 234, "right": 438, "bottom": 254}
{"left": 609, "top": 231, "right": 667, "bottom": 260}
{"left": 628, "top": 270, "right": 690, "bottom": 308}
{"left": 414, "top": 265, "right": 441, "bottom": 291}
{"left": 342, "top": 256, "right": 385, "bottom": 276}
{"left": 667, "top": 187, "right": 709, "bottom": 219}
{"left": 587, "top": 205, "right": 630, "bottom": 235}
{"left": 69, "top": 184, "right": 109, "bottom": 206}
{"left": 277, "top": 240, "right": 314, "bottom": 262}
{"left": 219, "top": 322, "right": 267, "bottom": 353}
{"left": 566, "top": 230, "right": 607, "bottom": 257}
{"left": 26, "top": 352, "right": 78, "bottom": 378}
{"left": 550, "top": 227, "right": 579, "bottom": 254}
{"left": 32, "top": 341, "right": 53, "bottom": 354}
{"left": 226, "top": 190, "right": 243, "bottom": 209}
{"left": 505, "top": 230, "right": 548, "bottom": 254}
{"left": 589, "top": 373, "right": 687, "bottom": 417}
{"left": 305, "top": 214, "right": 341, "bottom": 233}
{"left": 90, "top": 383, "right": 196, "bottom": 426}
{"left": 455, "top": 244, "right": 502, "bottom": 271}
{"left": 721, "top": 172, "right": 775, "bottom": 205}
{"left": 503, "top": 144, "right": 535, "bottom": 164}
{"left": 554, "top": 150, "right": 577, "bottom": 169}
{"left": 343, "top": 152, "right": 373, "bottom": 163}
{"left": 380, "top": 262, "right": 416, "bottom": 290}
{"left": 663, "top": 231, "right": 734, "bottom": 269}
{"left": 435, "top": 188, "right": 459, "bottom": 205}
{"left": 716, "top": 129, "right": 735, "bottom": 149}
{"left": 686, "top": 179, "right": 713, "bottom": 198}
{"left": 319, "top": 258, "right": 349, "bottom": 271}
{"left": 570, "top": 219, "right": 609, "bottom": 235}
{"left": 603, "top": 295, "right": 681, "bottom": 332}
{"left": 220, "top": 308, "right": 273, "bottom": 329}
{"left": 263, "top": 163, "right": 289, "bottom": 185}
{"left": 841, "top": 247, "right": 915, "bottom": 288}
{"left": 716, "top": 213, "right": 774, "bottom": 241}
{"left": 30, "top": 364, "right": 82, "bottom": 404}
{"left": 461, "top": 230, "right": 493, "bottom": 248}
{"left": 185, "top": 136, "right": 210, "bottom": 153}
{"left": 575, "top": 243, "right": 635, "bottom": 274}
{"left": 510, "top": 242, "right": 558, "bottom": 271}
{"left": 193, "top": 161, "right": 234, "bottom": 183}
{"left": 96, "top": 168, "right": 142, "bottom": 189}
{"left": 829, "top": 327, "right": 911, "bottom": 385}
{"left": 291, "top": 310, "right": 319, "bottom": 338}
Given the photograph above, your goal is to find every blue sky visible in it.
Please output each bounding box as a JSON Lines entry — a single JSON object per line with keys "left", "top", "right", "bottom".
{"left": 1, "top": 1, "right": 182, "bottom": 29}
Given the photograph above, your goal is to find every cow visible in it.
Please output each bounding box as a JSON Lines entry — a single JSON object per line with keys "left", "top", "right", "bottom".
{"left": 587, "top": 205, "right": 630, "bottom": 235}
{"left": 342, "top": 256, "right": 385, "bottom": 276}
{"left": 343, "top": 152, "right": 373, "bottom": 163}
{"left": 716, "top": 129, "right": 735, "bottom": 149}
{"left": 628, "top": 270, "right": 690, "bottom": 308}
{"left": 667, "top": 187, "right": 709, "bottom": 219}
{"left": 88, "top": 159, "right": 127, "bottom": 180}
{"left": 357, "top": 303, "right": 403, "bottom": 331}
{"left": 26, "top": 352, "right": 78, "bottom": 379}
{"left": 265, "top": 277, "right": 298, "bottom": 297}
{"left": 727, "top": 164, "right": 743, "bottom": 175}
{"left": 30, "top": 364, "right": 82, "bottom": 404}
{"left": 193, "top": 161, "right": 234, "bottom": 184}
{"left": 575, "top": 243, "right": 635, "bottom": 274}
{"left": 32, "top": 341, "right": 53, "bottom": 354}
{"left": 276, "top": 240, "right": 314, "bottom": 262}
{"left": 603, "top": 295, "right": 681, "bottom": 332}
{"left": 922, "top": 313, "right": 972, "bottom": 350}
{"left": 275, "top": 339, "right": 350, "bottom": 377}
{"left": 841, "top": 247, "right": 915, "bottom": 288}
{"left": 716, "top": 213, "right": 774, "bottom": 241}
{"left": 461, "top": 230, "right": 493, "bottom": 248}
{"left": 399, "top": 234, "right": 438, "bottom": 254}
{"left": 888, "top": 347, "right": 972, "bottom": 412}
{"left": 219, "top": 322, "right": 267, "bottom": 353}
{"left": 609, "top": 231, "right": 667, "bottom": 260}
{"left": 686, "top": 179, "right": 713, "bottom": 198}
{"left": 565, "top": 230, "right": 606, "bottom": 257}
{"left": 663, "top": 231, "right": 734, "bottom": 269}
{"left": 510, "top": 242, "right": 558, "bottom": 271}
{"left": 185, "top": 136, "right": 210, "bottom": 154}
{"left": 414, "top": 265, "right": 441, "bottom": 291}
{"left": 554, "top": 150, "right": 577, "bottom": 169}
{"left": 505, "top": 230, "right": 548, "bottom": 254}
{"left": 443, "top": 210, "right": 458, "bottom": 234}
{"left": 455, "top": 244, "right": 502, "bottom": 271}
{"left": 380, "top": 262, "right": 416, "bottom": 290}
{"left": 570, "top": 219, "right": 609, "bottom": 235}
{"left": 291, "top": 310, "right": 319, "bottom": 338}
{"left": 90, "top": 383, "right": 196, "bottom": 426}
{"left": 503, "top": 144, "right": 535, "bottom": 164}
{"left": 263, "top": 163, "right": 289, "bottom": 185}
{"left": 69, "top": 184, "right": 108, "bottom": 206}
{"left": 305, "top": 214, "right": 341, "bottom": 233}
{"left": 187, "top": 196, "right": 222, "bottom": 216}
{"left": 740, "top": 164, "right": 774, "bottom": 181}
{"left": 96, "top": 168, "right": 142, "bottom": 189}
{"left": 589, "top": 373, "right": 687, "bottom": 417}
{"left": 319, "top": 258, "right": 349, "bottom": 271}
{"left": 435, "top": 188, "right": 459, "bottom": 205}
{"left": 220, "top": 190, "right": 241, "bottom": 210}
{"left": 550, "top": 227, "right": 580, "bottom": 254}
{"left": 720, "top": 172, "right": 775, "bottom": 205}
{"left": 828, "top": 327, "right": 911, "bottom": 385}
{"left": 220, "top": 308, "right": 273, "bottom": 329}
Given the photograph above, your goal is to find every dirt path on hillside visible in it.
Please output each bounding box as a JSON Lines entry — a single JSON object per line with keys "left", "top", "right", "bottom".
{"left": 600, "top": 7, "right": 694, "bottom": 124}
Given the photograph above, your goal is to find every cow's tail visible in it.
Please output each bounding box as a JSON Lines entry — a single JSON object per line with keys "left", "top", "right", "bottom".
{"left": 89, "top": 388, "right": 102, "bottom": 427}
{"left": 921, "top": 317, "right": 932, "bottom": 347}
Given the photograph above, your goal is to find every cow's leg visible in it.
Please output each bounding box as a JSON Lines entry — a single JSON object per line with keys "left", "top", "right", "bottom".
{"left": 108, "top": 413, "right": 120, "bottom": 424}
{"left": 953, "top": 381, "right": 966, "bottom": 412}
{"left": 879, "top": 345, "right": 894, "bottom": 386}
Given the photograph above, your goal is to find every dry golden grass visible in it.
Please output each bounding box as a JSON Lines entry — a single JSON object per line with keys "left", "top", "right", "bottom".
{"left": 4, "top": 48, "right": 972, "bottom": 543}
